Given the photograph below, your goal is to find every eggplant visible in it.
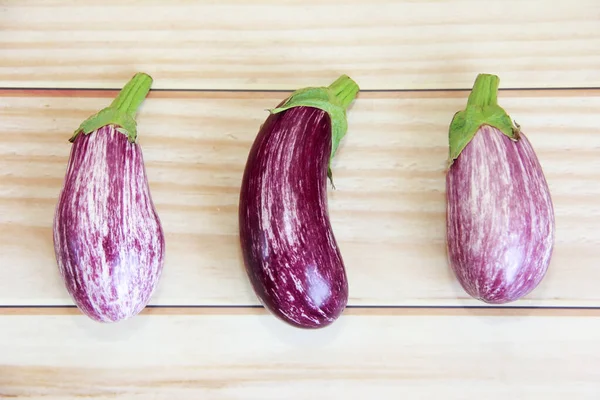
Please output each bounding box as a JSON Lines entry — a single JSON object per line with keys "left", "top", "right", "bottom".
{"left": 238, "top": 75, "right": 359, "bottom": 328}
{"left": 53, "top": 73, "right": 165, "bottom": 322}
{"left": 445, "top": 73, "right": 555, "bottom": 304}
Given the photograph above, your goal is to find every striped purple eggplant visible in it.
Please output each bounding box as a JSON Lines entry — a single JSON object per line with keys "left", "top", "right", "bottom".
{"left": 445, "top": 73, "right": 555, "bottom": 304}
{"left": 53, "top": 73, "right": 165, "bottom": 322}
{"left": 239, "top": 75, "right": 359, "bottom": 329}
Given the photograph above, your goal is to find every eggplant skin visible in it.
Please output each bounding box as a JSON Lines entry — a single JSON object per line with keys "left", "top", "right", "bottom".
{"left": 239, "top": 106, "right": 348, "bottom": 329}
{"left": 53, "top": 126, "right": 165, "bottom": 322}
{"left": 446, "top": 125, "right": 555, "bottom": 304}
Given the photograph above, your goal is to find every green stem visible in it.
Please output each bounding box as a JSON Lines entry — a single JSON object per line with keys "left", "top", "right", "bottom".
{"left": 109, "top": 72, "right": 153, "bottom": 118}
{"left": 447, "top": 73, "right": 519, "bottom": 165}
{"left": 70, "top": 72, "right": 153, "bottom": 143}
{"left": 328, "top": 74, "right": 360, "bottom": 110}
{"left": 466, "top": 73, "right": 499, "bottom": 108}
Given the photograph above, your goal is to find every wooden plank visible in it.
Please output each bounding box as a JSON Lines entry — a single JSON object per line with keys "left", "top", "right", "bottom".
{"left": 1, "top": 0, "right": 599, "bottom": 90}
{"left": 1, "top": 89, "right": 600, "bottom": 307}
{"left": 1, "top": 311, "right": 599, "bottom": 399}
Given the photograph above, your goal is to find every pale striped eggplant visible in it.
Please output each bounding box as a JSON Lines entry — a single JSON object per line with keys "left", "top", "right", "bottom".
{"left": 53, "top": 73, "right": 165, "bottom": 322}
{"left": 445, "top": 73, "right": 555, "bottom": 304}
{"left": 239, "top": 75, "right": 359, "bottom": 329}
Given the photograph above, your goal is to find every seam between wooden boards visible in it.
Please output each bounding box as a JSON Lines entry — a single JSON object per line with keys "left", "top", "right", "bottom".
{"left": 1, "top": 305, "right": 600, "bottom": 317}
{"left": 1, "top": 88, "right": 600, "bottom": 100}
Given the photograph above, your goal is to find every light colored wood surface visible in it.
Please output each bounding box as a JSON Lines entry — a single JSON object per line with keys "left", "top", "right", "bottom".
{"left": 2, "top": 0, "right": 600, "bottom": 90}
{"left": 2, "top": 90, "right": 600, "bottom": 306}
{"left": 2, "top": 309, "right": 600, "bottom": 399}
{"left": 2, "top": 1, "right": 599, "bottom": 397}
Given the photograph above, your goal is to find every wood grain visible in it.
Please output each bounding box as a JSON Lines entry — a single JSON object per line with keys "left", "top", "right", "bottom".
{"left": 1, "top": 312, "right": 599, "bottom": 399}
{"left": 1, "top": 0, "right": 599, "bottom": 90}
{"left": 1, "top": 89, "right": 599, "bottom": 307}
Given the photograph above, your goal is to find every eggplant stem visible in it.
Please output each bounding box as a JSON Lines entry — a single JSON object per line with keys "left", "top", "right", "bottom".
{"left": 467, "top": 74, "right": 499, "bottom": 108}
{"left": 328, "top": 75, "right": 360, "bottom": 110}
{"left": 110, "top": 73, "right": 153, "bottom": 118}
{"left": 70, "top": 72, "right": 153, "bottom": 143}
{"left": 447, "top": 73, "right": 519, "bottom": 163}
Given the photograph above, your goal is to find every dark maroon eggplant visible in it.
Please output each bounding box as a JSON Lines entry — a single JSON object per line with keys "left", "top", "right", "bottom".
{"left": 238, "top": 75, "right": 359, "bottom": 329}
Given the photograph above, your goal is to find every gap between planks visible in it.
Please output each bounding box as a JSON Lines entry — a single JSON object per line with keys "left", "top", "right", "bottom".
{"left": 1, "top": 88, "right": 600, "bottom": 100}
{"left": 1, "top": 305, "right": 599, "bottom": 317}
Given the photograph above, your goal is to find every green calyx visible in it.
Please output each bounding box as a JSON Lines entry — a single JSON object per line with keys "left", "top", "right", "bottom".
{"left": 269, "top": 74, "right": 360, "bottom": 182}
{"left": 448, "top": 73, "right": 520, "bottom": 165}
{"left": 70, "top": 72, "right": 153, "bottom": 143}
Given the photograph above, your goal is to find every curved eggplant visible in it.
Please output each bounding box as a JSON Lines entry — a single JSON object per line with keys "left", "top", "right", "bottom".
{"left": 445, "top": 73, "right": 555, "bottom": 304}
{"left": 239, "top": 75, "right": 359, "bottom": 328}
{"left": 53, "top": 73, "right": 165, "bottom": 322}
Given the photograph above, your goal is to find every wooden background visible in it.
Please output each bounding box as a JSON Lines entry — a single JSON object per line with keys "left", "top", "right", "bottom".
{"left": 1, "top": 0, "right": 599, "bottom": 398}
